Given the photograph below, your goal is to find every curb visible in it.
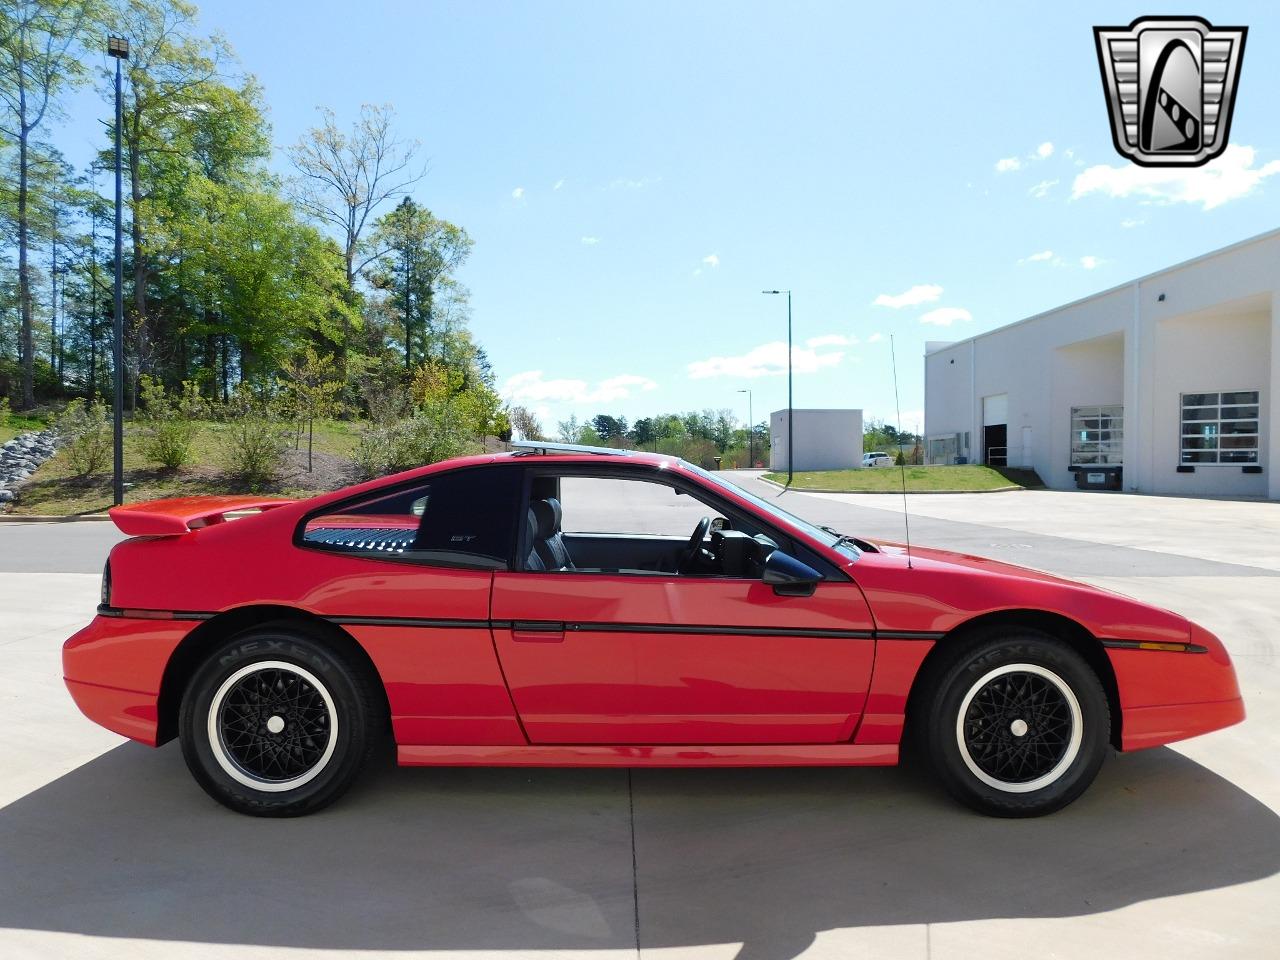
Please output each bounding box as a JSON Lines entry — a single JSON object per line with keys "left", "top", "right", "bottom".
{"left": 754, "top": 476, "right": 1028, "bottom": 495}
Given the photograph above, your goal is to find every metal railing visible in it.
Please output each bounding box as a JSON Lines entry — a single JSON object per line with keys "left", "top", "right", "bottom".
{"left": 986, "top": 446, "right": 1008, "bottom": 466}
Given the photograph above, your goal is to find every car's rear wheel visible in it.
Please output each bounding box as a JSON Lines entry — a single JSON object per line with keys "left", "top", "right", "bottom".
{"left": 919, "top": 628, "right": 1110, "bottom": 817}
{"left": 179, "top": 624, "right": 384, "bottom": 817}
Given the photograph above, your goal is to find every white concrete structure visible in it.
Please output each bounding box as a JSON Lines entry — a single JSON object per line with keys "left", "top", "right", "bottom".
{"left": 925, "top": 229, "right": 1280, "bottom": 499}
{"left": 769, "top": 408, "right": 863, "bottom": 472}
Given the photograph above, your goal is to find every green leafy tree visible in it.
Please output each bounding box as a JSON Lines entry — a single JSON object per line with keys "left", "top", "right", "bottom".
{"left": 508, "top": 404, "right": 544, "bottom": 441}
{"left": 0, "top": 0, "right": 93, "bottom": 407}
{"left": 290, "top": 104, "right": 425, "bottom": 292}
{"left": 556, "top": 414, "right": 581, "bottom": 444}
{"left": 367, "top": 197, "right": 472, "bottom": 369}
{"left": 282, "top": 346, "right": 344, "bottom": 472}
{"left": 863, "top": 418, "right": 896, "bottom": 453}
{"left": 101, "top": 0, "right": 233, "bottom": 383}
{"left": 591, "top": 414, "right": 627, "bottom": 444}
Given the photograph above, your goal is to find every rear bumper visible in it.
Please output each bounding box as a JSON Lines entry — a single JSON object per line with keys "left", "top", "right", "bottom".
{"left": 62, "top": 614, "right": 197, "bottom": 746}
{"left": 64, "top": 677, "right": 163, "bottom": 746}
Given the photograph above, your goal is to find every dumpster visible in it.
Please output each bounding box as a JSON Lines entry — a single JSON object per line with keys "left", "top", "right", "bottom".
{"left": 1072, "top": 466, "right": 1122, "bottom": 490}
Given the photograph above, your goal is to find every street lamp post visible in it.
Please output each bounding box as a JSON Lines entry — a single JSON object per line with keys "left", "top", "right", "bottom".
{"left": 108, "top": 35, "right": 128, "bottom": 507}
{"left": 762, "top": 289, "right": 792, "bottom": 484}
{"left": 737, "top": 388, "right": 753, "bottom": 468}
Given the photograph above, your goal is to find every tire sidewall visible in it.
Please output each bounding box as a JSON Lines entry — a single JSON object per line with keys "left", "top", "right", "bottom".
{"left": 179, "top": 627, "right": 370, "bottom": 816}
{"left": 927, "top": 633, "right": 1110, "bottom": 817}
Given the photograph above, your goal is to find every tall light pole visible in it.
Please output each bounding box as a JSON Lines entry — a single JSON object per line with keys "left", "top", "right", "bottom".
{"left": 737, "top": 388, "right": 753, "bottom": 468}
{"left": 762, "top": 289, "right": 792, "bottom": 484}
{"left": 108, "top": 36, "right": 128, "bottom": 507}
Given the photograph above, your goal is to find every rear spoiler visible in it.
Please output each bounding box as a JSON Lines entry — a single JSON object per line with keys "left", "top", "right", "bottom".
{"left": 108, "top": 496, "right": 295, "bottom": 537}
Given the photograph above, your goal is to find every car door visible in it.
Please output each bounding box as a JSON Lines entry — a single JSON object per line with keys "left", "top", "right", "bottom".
{"left": 490, "top": 469, "right": 876, "bottom": 745}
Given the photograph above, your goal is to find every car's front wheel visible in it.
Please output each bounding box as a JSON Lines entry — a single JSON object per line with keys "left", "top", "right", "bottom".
{"left": 919, "top": 629, "right": 1110, "bottom": 817}
{"left": 179, "top": 625, "right": 384, "bottom": 817}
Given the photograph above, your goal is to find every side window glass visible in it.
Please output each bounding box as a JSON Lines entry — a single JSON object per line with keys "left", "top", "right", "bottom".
{"left": 558, "top": 476, "right": 724, "bottom": 537}
{"left": 301, "top": 466, "right": 520, "bottom": 568}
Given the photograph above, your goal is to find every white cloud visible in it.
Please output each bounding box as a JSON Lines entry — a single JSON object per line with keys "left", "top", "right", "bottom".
{"left": 702, "top": 253, "right": 720, "bottom": 268}
{"left": 1020, "top": 249, "right": 1055, "bottom": 264}
{"left": 1037, "top": 141, "right": 1055, "bottom": 159}
{"left": 511, "top": 186, "right": 524, "bottom": 200}
{"left": 806, "top": 333, "right": 857, "bottom": 348}
{"left": 873, "top": 284, "right": 943, "bottom": 309}
{"left": 688, "top": 341, "right": 845, "bottom": 379}
{"left": 581, "top": 236, "right": 600, "bottom": 245}
{"left": 502, "top": 370, "right": 658, "bottom": 404}
{"left": 995, "top": 156, "right": 1022, "bottom": 173}
{"left": 593, "top": 374, "right": 659, "bottom": 402}
{"left": 553, "top": 179, "right": 565, "bottom": 191}
{"left": 1080, "top": 255, "right": 1102, "bottom": 269}
{"left": 867, "top": 332, "right": 885, "bottom": 343}
{"left": 1121, "top": 218, "right": 1144, "bottom": 228}
{"left": 919, "top": 307, "right": 973, "bottom": 327}
{"left": 1072, "top": 145, "right": 1280, "bottom": 210}
{"left": 1029, "top": 178, "right": 1059, "bottom": 199}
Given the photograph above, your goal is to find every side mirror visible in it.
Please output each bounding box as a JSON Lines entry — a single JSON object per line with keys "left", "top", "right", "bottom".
{"left": 761, "top": 550, "right": 822, "bottom": 597}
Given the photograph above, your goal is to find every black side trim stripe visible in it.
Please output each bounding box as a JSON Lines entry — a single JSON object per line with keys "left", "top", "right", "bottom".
{"left": 97, "top": 605, "right": 212, "bottom": 621}
{"left": 1100, "top": 638, "right": 1208, "bottom": 654}
{"left": 330, "top": 615, "right": 490, "bottom": 629}
{"left": 92, "top": 608, "right": 1204, "bottom": 654}
{"left": 556, "top": 622, "right": 875, "bottom": 640}
{"left": 97, "top": 605, "right": 940, "bottom": 642}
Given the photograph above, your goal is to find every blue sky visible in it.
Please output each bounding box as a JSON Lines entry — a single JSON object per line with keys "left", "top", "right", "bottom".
{"left": 55, "top": 1, "right": 1280, "bottom": 434}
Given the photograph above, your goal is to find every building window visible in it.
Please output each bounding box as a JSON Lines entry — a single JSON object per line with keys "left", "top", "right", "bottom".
{"left": 1070, "top": 405, "right": 1123, "bottom": 466}
{"left": 1180, "top": 391, "right": 1260, "bottom": 465}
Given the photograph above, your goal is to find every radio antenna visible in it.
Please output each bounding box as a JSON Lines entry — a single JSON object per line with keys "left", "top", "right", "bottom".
{"left": 889, "top": 334, "right": 914, "bottom": 569}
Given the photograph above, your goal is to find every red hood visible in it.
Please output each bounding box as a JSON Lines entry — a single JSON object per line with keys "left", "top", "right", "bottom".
{"left": 871, "top": 540, "right": 1087, "bottom": 587}
{"left": 855, "top": 540, "right": 1190, "bottom": 643}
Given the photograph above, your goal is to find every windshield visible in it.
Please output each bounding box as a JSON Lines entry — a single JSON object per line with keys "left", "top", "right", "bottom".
{"left": 685, "top": 463, "right": 861, "bottom": 560}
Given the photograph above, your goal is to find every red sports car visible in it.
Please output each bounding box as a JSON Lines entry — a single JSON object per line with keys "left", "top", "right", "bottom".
{"left": 63, "top": 443, "right": 1244, "bottom": 817}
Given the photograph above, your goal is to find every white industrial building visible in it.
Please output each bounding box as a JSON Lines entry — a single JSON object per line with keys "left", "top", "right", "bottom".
{"left": 924, "top": 229, "right": 1279, "bottom": 499}
{"left": 769, "top": 408, "right": 863, "bottom": 471}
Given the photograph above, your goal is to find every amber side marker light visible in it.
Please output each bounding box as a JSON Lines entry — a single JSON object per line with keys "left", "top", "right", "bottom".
{"left": 1103, "top": 639, "right": 1208, "bottom": 654}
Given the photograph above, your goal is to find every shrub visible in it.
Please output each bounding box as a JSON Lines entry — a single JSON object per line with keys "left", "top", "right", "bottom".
{"left": 351, "top": 424, "right": 400, "bottom": 480}
{"left": 218, "top": 386, "right": 287, "bottom": 490}
{"left": 138, "top": 377, "right": 201, "bottom": 470}
{"left": 351, "top": 409, "right": 479, "bottom": 481}
{"left": 54, "top": 400, "right": 112, "bottom": 477}
{"left": 0, "top": 396, "right": 10, "bottom": 428}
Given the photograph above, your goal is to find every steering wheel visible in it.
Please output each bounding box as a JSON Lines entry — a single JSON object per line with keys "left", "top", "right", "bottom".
{"left": 678, "top": 516, "right": 713, "bottom": 575}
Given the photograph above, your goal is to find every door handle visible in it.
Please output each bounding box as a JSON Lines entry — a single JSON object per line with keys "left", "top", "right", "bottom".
{"left": 511, "top": 621, "right": 566, "bottom": 642}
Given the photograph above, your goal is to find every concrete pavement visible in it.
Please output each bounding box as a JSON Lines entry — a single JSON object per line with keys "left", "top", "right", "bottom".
{"left": 0, "top": 477, "right": 1277, "bottom": 959}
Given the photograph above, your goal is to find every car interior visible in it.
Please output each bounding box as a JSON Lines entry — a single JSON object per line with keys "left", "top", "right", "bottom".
{"left": 521, "top": 473, "right": 781, "bottom": 578}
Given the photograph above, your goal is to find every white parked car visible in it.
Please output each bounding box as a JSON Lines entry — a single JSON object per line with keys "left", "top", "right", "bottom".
{"left": 862, "top": 451, "right": 894, "bottom": 468}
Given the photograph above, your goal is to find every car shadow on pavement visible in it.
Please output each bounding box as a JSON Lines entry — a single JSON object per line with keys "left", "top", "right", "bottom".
{"left": 0, "top": 744, "right": 1275, "bottom": 960}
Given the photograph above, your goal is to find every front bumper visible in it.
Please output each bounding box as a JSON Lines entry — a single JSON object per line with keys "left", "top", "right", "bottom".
{"left": 1110, "top": 622, "right": 1246, "bottom": 751}
{"left": 62, "top": 614, "right": 199, "bottom": 746}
